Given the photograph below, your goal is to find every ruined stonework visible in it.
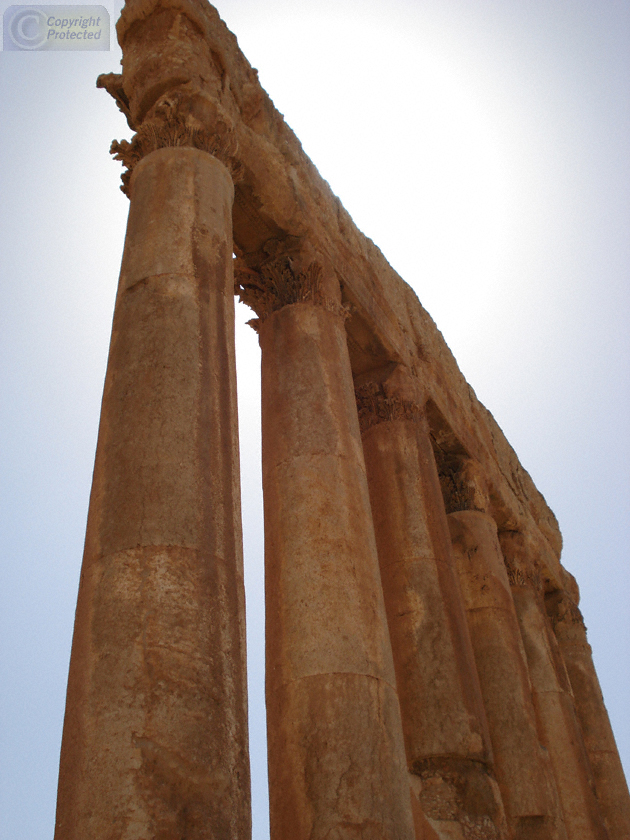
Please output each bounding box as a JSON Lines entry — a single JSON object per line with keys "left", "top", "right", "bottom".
{"left": 54, "top": 1, "right": 630, "bottom": 839}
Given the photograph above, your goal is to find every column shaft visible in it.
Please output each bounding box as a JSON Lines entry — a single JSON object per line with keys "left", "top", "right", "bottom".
{"left": 448, "top": 510, "right": 566, "bottom": 840}
{"left": 504, "top": 557, "right": 607, "bottom": 840}
{"left": 360, "top": 408, "right": 506, "bottom": 838}
{"left": 55, "top": 148, "right": 251, "bottom": 839}
{"left": 547, "top": 591, "right": 630, "bottom": 840}
{"left": 261, "top": 301, "right": 415, "bottom": 840}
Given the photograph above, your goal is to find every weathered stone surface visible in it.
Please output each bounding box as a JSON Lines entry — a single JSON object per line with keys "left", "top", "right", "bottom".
{"left": 260, "top": 296, "right": 415, "bottom": 840}
{"left": 546, "top": 589, "right": 630, "bottom": 840}
{"left": 413, "top": 758, "right": 507, "bottom": 840}
{"left": 361, "top": 411, "right": 489, "bottom": 761}
{"left": 409, "top": 776, "right": 442, "bottom": 840}
{"left": 65, "top": 2, "right": 629, "bottom": 837}
{"left": 55, "top": 148, "right": 250, "bottom": 839}
{"left": 502, "top": 534, "right": 608, "bottom": 840}
{"left": 449, "top": 510, "right": 565, "bottom": 839}
{"left": 104, "top": 0, "right": 563, "bottom": 594}
{"left": 357, "top": 374, "right": 508, "bottom": 839}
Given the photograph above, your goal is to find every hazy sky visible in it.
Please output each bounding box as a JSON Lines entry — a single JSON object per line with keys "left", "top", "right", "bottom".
{"left": 1, "top": 1, "right": 628, "bottom": 838}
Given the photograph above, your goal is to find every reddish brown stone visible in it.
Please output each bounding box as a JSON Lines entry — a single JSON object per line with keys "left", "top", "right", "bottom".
{"left": 55, "top": 148, "right": 250, "bottom": 840}
{"left": 502, "top": 533, "right": 608, "bottom": 840}
{"left": 261, "top": 300, "right": 415, "bottom": 840}
{"left": 58, "top": 3, "right": 628, "bottom": 837}
{"left": 361, "top": 412, "right": 490, "bottom": 764}
{"left": 357, "top": 376, "right": 506, "bottom": 839}
{"left": 449, "top": 510, "right": 565, "bottom": 839}
{"left": 547, "top": 589, "right": 630, "bottom": 840}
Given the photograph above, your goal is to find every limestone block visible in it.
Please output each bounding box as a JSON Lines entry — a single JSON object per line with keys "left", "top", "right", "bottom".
{"left": 267, "top": 673, "right": 414, "bottom": 840}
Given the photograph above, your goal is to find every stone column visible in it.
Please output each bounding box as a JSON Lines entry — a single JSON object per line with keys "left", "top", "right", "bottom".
{"left": 448, "top": 507, "right": 566, "bottom": 840}
{"left": 500, "top": 533, "right": 608, "bottom": 840}
{"left": 55, "top": 147, "right": 251, "bottom": 839}
{"left": 356, "top": 373, "right": 507, "bottom": 840}
{"left": 546, "top": 588, "right": 630, "bottom": 840}
{"left": 242, "top": 253, "right": 415, "bottom": 840}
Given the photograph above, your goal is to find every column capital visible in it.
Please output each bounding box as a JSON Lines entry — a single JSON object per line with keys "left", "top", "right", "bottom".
{"left": 97, "top": 0, "right": 244, "bottom": 197}
{"left": 98, "top": 85, "right": 244, "bottom": 197}
{"left": 354, "top": 381, "right": 422, "bottom": 435}
{"left": 503, "top": 558, "right": 543, "bottom": 591}
{"left": 354, "top": 366, "right": 426, "bottom": 435}
{"left": 440, "top": 458, "right": 490, "bottom": 515}
{"left": 499, "top": 531, "right": 544, "bottom": 593}
{"left": 234, "top": 246, "right": 350, "bottom": 329}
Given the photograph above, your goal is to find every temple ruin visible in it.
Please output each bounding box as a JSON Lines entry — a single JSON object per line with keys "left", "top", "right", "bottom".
{"left": 54, "top": 1, "right": 630, "bottom": 838}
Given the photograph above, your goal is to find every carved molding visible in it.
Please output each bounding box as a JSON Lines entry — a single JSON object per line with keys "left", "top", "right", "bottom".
{"left": 355, "top": 382, "right": 421, "bottom": 435}
{"left": 234, "top": 254, "right": 350, "bottom": 329}
{"left": 108, "top": 111, "right": 243, "bottom": 197}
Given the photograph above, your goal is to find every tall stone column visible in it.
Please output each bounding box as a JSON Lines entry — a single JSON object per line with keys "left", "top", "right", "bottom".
{"left": 500, "top": 533, "right": 608, "bottom": 840}
{"left": 448, "top": 506, "right": 566, "bottom": 840}
{"left": 55, "top": 147, "right": 251, "bottom": 839}
{"left": 240, "top": 253, "right": 416, "bottom": 840}
{"left": 356, "top": 373, "right": 507, "bottom": 840}
{"left": 546, "top": 588, "right": 630, "bottom": 840}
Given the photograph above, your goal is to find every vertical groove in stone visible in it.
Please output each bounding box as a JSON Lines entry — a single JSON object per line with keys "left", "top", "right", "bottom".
{"left": 261, "top": 302, "right": 415, "bottom": 840}
{"left": 54, "top": 148, "right": 251, "bottom": 840}
{"left": 546, "top": 590, "right": 630, "bottom": 840}
{"left": 360, "top": 409, "right": 506, "bottom": 839}
{"left": 448, "top": 510, "right": 567, "bottom": 840}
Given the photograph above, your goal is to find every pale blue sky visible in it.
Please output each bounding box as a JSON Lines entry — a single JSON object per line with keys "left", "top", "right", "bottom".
{"left": 1, "top": 2, "right": 628, "bottom": 838}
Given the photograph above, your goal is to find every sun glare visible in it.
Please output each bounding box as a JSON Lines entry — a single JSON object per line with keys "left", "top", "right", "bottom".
{"left": 229, "top": 5, "right": 517, "bottom": 351}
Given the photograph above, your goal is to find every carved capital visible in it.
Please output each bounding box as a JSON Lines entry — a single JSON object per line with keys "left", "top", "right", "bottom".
{"left": 439, "top": 458, "right": 490, "bottom": 514}
{"left": 503, "top": 556, "right": 543, "bottom": 592}
{"left": 235, "top": 253, "right": 350, "bottom": 330}
{"left": 499, "top": 529, "right": 545, "bottom": 593}
{"left": 355, "top": 382, "right": 422, "bottom": 435}
{"left": 108, "top": 109, "right": 243, "bottom": 197}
